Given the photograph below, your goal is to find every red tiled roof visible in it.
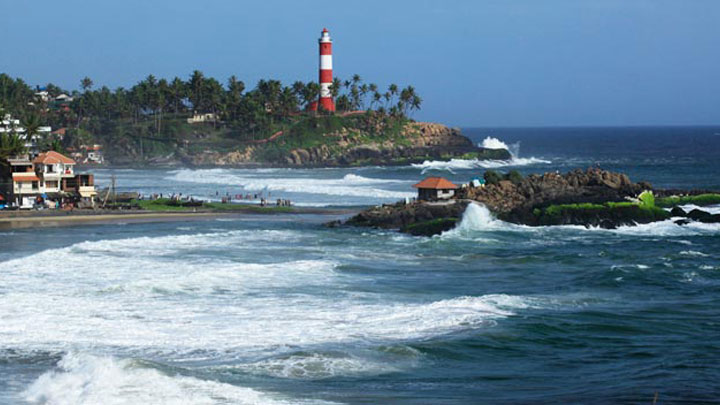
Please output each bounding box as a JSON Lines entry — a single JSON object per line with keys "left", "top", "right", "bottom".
{"left": 13, "top": 174, "right": 40, "bottom": 182}
{"left": 33, "top": 151, "right": 75, "bottom": 165}
{"left": 413, "top": 177, "right": 458, "bottom": 190}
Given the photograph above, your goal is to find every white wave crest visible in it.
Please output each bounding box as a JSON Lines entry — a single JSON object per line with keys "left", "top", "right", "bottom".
{"left": 442, "top": 203, "right": 516, "bottom": 238}
{"left": 441, "top": 203, "right": 720, "bottom": 239}
{"left": 25, "top": 352, "right": 327, "bottom": 405}
{"left": 480, "top": 136, "right": 510, "bottom": 150}
{"left": 677, "top": 204, "right": 720, "bottom": 215}
{"left": 222, "top": 350, "right": 416, "bottom": 380}
{"left": 680, "top": 250, "right": 709, "bottom": 257}
{"left": 412, "top": 136, "right": 549, "bottom": 173}
{"left": 166, "top": 169, "right": 414, "bottom": 199}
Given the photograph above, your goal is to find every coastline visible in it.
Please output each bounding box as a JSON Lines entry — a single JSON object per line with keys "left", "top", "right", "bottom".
{"left": 0, "top": 206, "right": 359, "bottom": 230}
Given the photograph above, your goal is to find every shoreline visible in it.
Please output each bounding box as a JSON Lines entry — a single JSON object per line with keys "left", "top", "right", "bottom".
{"left": 0, "top": 206, "right": 360, "bottom": 230}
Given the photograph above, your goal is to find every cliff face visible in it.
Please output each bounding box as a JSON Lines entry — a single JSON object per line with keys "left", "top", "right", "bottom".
{"left": 183, "top": 122, "right": 510, "bottom": 167}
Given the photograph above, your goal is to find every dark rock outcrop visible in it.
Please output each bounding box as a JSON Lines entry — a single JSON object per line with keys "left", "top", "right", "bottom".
{"left": 344, "top": 168, "right": 693, "bottom": 235}
{"left": 346, "top": 200, "right": 469, "bottom": 231}
{"left": 185, "top": 122, "right": 510, "bottom": 167}
{"left": 459, "top": 168, "right": 648, "bottom": 225}
{"left": 685, "top": 209, "right": 720, "bottom": 223}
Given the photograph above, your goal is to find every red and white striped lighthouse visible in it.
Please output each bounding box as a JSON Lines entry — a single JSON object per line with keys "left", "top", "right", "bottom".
{"left": 318, "top": 28, "right": 335, "bottom": 112}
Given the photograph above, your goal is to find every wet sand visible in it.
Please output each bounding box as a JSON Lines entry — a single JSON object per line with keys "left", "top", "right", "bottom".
{"left": 0, "top": 207, "right": 359, "bottom": 229}
{"left": 0, "top": 211, "right": 229, "bottom": 229}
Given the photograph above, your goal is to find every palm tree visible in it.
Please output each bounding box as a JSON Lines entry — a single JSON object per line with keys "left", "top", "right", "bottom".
{"left": 330, "top": 77, "right": 342, "bottom": 99}
{"left": 21, "top": 113, "right": 41, "bottom": 144}
{"left": 371, "top": 91, "right": 382, "bottom": 110}
{"left": 225, "top": 76, "right": 245, "bottom": 122}
{"left": 188, "top": 70, "right": 205, "bottom": 113}
{"left": 0, "top": 132, "right": 26, "bottom": 160}
{"left": 81, "top": 76, "right": 93, "bottom": 92}
{"left": 410, "top": 94, "right": 422, "bottom": 116}
{"left": 169, "top": 77, "right": 186, "bottom": 114}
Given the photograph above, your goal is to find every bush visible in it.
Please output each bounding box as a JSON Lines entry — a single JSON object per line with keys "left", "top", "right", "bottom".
{"left": 638, "top": 190, "right": 655, "bottom": 208}
{"left": 505, "top": 170, "right": 524, "bottom": 185}
{"left": 484, "top": 170, "right": 502, "bottom": 185}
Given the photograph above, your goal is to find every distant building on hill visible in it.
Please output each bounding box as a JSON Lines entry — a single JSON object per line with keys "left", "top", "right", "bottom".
{"left": 413, "top": 177, "right": 459, "bottom": 201}
{"left": 187, "top": 112, "right": 218, "bottom": 124}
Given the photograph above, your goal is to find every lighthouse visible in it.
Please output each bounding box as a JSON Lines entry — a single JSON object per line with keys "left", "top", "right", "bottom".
{"left": 318, "top": 28, "right": 335, "bottom": 112}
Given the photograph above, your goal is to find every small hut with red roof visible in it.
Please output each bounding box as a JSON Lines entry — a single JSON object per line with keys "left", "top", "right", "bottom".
{"left": 413, "top": 177, "right": 459, "bottom": 201}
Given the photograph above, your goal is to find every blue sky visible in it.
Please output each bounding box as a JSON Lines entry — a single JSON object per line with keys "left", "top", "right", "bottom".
{"left": 1, "top": 0, "right": 719, "bottom": 127}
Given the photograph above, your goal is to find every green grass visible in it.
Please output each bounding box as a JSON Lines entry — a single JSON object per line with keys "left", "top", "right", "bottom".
{"left": 132, "top": 198, "right": 294, "bottom": 213}
{"left": 538, "top": 191, "right": 670, "bottom": 224}
{"left": 544, "top": 203, "right": 605, "bottom": 217}
{"left": 656, "top": 193, "right": 720, "bottom": 208}
{"left": 203, "top": 202, "right": 294, "bottom": 213}
{"left": 543, "top": 190, "right": 663, "bottom": 217}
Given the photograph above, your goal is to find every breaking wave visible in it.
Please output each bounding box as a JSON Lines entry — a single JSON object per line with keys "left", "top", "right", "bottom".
{"left": 676, "top": 204, "right": 720, "bottom": 215}
{"left": 442, "top": 203, "right": 512, "bottom": 237}
{"left": 216, "top": 350, "right": 417, "bottom": 380}
{"left": 442, "top": 203, "right": 720, "bottom": 240}
{"left": 0, "top": 231, "right": 539, "bottom": 362}
{"left": 167, "top": 169, "right": 414, "bottom": 199}
{"left": 412, "top": 136, "right": 550, "bottom": 173}
{"left": 25, "top": 352, "right": 327, "bottom": 405}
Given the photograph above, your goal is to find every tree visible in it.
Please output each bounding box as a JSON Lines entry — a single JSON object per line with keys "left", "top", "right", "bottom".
{"left": 484, "top": 170, "right": 502, "bottom": 185}
{"left": 225, "top": 75, "right": 245, "bottom": 122}
{"left": 188, "top": 70, "right": 205, "bottom": 113}
{"left": 330, "top": 77, "right": 342, "bottom": 99}
{"left": 505, "top": 170, "right": 524, "bottom": 185}
{"left": 81, "top": 77, "right": 93, "bottom": 92}
{"left": 169, "top": 77, "right": 186, "bottom": 114}
{"left": 21, "top": 113, "right": 41, "bottom": 143}
{"left": 0, "top": 132, "right": 26, "bottom": 161}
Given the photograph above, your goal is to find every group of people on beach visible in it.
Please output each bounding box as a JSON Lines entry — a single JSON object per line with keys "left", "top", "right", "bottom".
{"left": 214, "top": 190, "right": 292, "bottom": 207}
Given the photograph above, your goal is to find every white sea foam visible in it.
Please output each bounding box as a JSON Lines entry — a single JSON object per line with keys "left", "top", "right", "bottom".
{"left": 166, "top": 169, "right": 414, "bottom": 199}
{"left": 25, "top": 352, "right": 327, "bottom": 405}
{"left": 677, "top": 204, "right": 720, "bottom": 215}
{"left": 480, "top": 136, "right": 510, "bottom": 150}
{"left": 600, "top": 219, "right": 720, "bottom": 237}
{"left": 412, "top": 136, "right": 550, "bottom": 173}
{"left": 441, "top": 203, "right": 720, "bottom": 240}
{"left": 680, "top": 250, "right": 709, "bottom": 257}
{"left": 0, "top": 231, "right": 537, "bottom": 362}
{"left": 222, "top": 351, "right": 414, "bottom": 380}
{"left": 441, "top": 203, "right": 528, "bottom": 240}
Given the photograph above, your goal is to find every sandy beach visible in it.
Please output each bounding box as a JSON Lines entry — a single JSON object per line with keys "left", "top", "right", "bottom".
{"left": 0, "top": 211, "right": 230, "bottom": 229}
{"left": 0, "top": 206, "right": 358, "bottom": 229}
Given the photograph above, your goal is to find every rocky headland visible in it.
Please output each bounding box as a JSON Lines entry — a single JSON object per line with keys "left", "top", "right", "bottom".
{"left": 181, "top": 121, "right": 510, "bottom": 167}
{"left": 345, "top": 168, "right": 720, "bottom": 236}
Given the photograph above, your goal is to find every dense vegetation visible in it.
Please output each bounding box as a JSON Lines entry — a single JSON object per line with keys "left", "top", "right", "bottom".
{"left": 656, "top": 193, "right": 720, "bottom": 208}
{"left": 534, "top": 190, "right": 670, "bottom": 225}
{"left": 0, "top": 72, "right": 422, "bottom": 163}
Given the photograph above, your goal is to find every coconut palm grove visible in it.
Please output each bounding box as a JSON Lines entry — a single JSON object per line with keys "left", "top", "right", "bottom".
{"left": 0, "top": 71, "right": 421, "bottom": 164}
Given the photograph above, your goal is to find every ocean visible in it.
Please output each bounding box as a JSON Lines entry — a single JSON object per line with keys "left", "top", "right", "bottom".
{"left": 1, "top": 127, "right": 719, "bottom": 404}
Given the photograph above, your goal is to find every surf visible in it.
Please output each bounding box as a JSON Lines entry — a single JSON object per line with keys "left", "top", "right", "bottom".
{"left": 412, "top": 136, "right": 551, "bottom": 173}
